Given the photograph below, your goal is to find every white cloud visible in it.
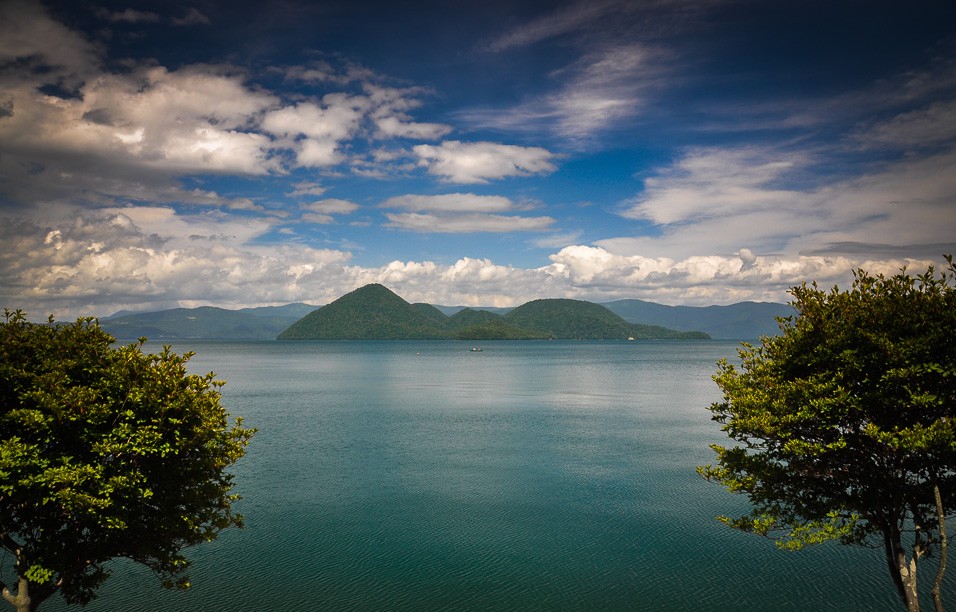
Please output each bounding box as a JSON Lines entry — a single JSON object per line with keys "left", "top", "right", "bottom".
{"left": 606, "top": 145, "right": 956, "bottom": 261}
{"left": 363, "top": 83, "right": 452, "bottom": 140}
{"left": 549, "top": 44, "right": 660, "bottom": 139}
{"left": 0, "top": 1, "right": 101, "bottom": 89}
{"left": 542, "top": 244, "right": 930, "bottom": 305}
{"left": 96, "top": 8, "right": 161, "bottom": 23}
{"left": 341, "top": 257, "right": 564, "bottom": 308}
{"left": 374, "top": 115, "right": 452, "bottom": 139}
{"left": 381, "top": 193, "right": 516, "bottom": 213}
{"left": 565, "top": 143, "right": 956, "bottom": 302}
{"left": 0, "top": 5, "right": 470, "bottom": 210}
{"left": 303, "top": 199, "right": 361, "bottom": 215}
{"left": 384, "top": 212, "right": 554, "bottom": 233}
{"left": 288, "top": 181, "right": 327, "bottom": 197}
{"left": 0, "top": 210, "right": 352, "bottom": 317}
{"left": 101, "top": 206, "right": 277, "bottom": 249}
{"left": 2, "top": 204, "right": 944, "bottom": 320}
{"left": 530, "top": 231, "right": 585, "bottom": 249}
{"left": 261, "top": 96, "right": 365, "bottom": 141}
{"left": 482, "top": 0, "right": 631, "bottom": 52}
{"left": 0, "top": 62, "right": 281, "bottom": 195}
{"left": 621, "top": 147, "right": 805, "bottom": 226}
{"left": 413, "top": 141, "right": 557, "bottom": 183}
{"left": 380, "top": 193, "right": 553, "bottom": 233}
{"left": 852, "top": 99, "right": 956, "bottom": 151}
{"left": 459, "top": 43, "right": 664, "bottom": 141}
{"left": 261, "top": 95, "right": 367, "bottom": 167}
{"left": 299, "top": 199, "right": 360, "bottom": 223}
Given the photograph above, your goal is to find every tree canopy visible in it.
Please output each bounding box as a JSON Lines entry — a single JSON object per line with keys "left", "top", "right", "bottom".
{"left": 0, "top": 311, "right": 254, "bottom": 611}
{"left": 699, "top": 259, "right": 955, "bottom": 611}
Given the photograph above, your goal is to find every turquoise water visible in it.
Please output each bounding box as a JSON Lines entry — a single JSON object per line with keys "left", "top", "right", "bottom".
{"left": 40, "top": 340, "right": 936, "bottom": 610}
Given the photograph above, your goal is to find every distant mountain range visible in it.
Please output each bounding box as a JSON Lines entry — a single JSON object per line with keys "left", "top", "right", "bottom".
{"left": 601, "top": 299, "right": 794, "bottom": 339}
{"left": 277, "top": 284, "right": 707, "bottom": 340}
{"left": 102, "top": 303, "right": 319, "bottom": 340}
{"left": 101, "top": 287, "right": 794, "bottom": 341}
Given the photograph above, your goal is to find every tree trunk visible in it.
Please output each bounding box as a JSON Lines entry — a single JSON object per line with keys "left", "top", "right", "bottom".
{"left": 933, "top": 484, "right": 947, "bottom": 612}
{"left": 886, "top": 525, "right": 915, "bottom": 610}
{"left": 1, "top": 578, "right": 31, "bottom": 612}
{"left": 897, "top": 547, "right": 921, "bottom": 612}
{"left": 885, "top": 522, "right": 921, "bottom": 612}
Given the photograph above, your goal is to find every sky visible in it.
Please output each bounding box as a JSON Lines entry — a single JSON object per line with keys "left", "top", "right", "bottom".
{"left": 1, "top": 0, "right": 955, "bottom": 318}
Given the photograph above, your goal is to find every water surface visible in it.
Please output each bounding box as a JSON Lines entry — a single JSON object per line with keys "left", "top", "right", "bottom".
{"left": 40, "top": 340, "right": 929, "bottom": 610}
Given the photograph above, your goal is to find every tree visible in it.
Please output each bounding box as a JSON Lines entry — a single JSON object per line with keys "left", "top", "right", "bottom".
{"left": 698, "top": 259, "right": 955, "bottom": 612}
{"left": 0, "top": 311, "right": 255, "bottom": 611}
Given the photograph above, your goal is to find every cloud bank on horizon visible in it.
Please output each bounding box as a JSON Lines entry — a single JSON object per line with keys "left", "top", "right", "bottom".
{"left": 1, "top": 0, "right": 954, "bottom": 317}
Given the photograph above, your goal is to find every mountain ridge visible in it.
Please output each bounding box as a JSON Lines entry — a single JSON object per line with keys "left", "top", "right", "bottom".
{"left": 278, "top": 285, "right": 707, "bottom": 340}
{"left": 99, "top": 289, "right": 790, "bottom": 340}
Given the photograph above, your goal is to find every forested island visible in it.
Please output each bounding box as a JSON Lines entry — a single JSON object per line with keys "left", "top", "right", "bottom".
{"left": 277, "top": 284, "right": 710, "bottom": 340}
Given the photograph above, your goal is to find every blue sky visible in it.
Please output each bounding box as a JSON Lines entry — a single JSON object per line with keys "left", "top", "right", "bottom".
{"left": 1, "top": 0, "right": 955, "bottom": 317}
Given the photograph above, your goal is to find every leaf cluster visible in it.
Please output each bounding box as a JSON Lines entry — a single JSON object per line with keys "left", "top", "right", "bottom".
{"left": 0, "top": 311, "right": 255, "bottom": 607}
{"left": 698, "top": 259, "right": 956, "bottom": 550}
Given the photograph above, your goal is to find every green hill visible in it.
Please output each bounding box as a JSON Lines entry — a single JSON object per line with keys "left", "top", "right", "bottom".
{"left": 411, "top": 302, "right": 451, "bottom": 326}
{"left": 502, "top": 298, "right": 705, "bottom": 340}
{"left": 449, "top": 309, "right": 549, "bottom": 340}
{"left": 277, "top": 284, "right": 451, "bottom": 340}
{"left": 277, "top": 287, "right": 709, "bottom": 340}
{"left": 447, "top": 308, "right": 503, "bottom": 329}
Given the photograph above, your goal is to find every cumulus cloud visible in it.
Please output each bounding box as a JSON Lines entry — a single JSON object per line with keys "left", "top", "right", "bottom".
{"left": 261, "top": 95, "right": 367, "bottom": 167}
{"left": 0, "top": 210, "right": 352, "bottom": 317}
{"left": 0, "top": 1, "right": 100, "bottom": 92}
{"left": 364, "top": 83, "right": 452, "bottom": 140}
{"left": 0, "top": 60, "right": 281, "bottom": 205}
{"left": 0, "top": 207, "right": 555, "bottom": 316}
{"left": 2, "top": 204, "right": 943, "bottom": 321}
{"left": 542, "top": 244, "right": 931, "bottom": 305}
{"left": 0, "top": 4, "right": 468, "bottom": 211}
{"left": 413, "top": 141, "right": 557, "bottom": 183}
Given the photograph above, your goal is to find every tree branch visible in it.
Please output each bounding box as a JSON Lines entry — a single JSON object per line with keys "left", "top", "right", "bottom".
{"left": 1, "top": 578, "right": 31, "bottom": 612}
{"left": 933, "top": 484, "right": 947, "bottom": 612}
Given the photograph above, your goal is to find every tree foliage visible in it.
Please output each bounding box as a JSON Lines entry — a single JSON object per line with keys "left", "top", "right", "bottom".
{"left": 0, "top": 311, "right": 255, "bottom": 611}
{"left": 699, "top": 259, "right": 955, "bottom": 611}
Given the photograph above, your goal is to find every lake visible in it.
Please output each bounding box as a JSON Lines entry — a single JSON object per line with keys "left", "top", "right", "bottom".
{"left": 42, "top": 340, "right": 927, "bottom": 610}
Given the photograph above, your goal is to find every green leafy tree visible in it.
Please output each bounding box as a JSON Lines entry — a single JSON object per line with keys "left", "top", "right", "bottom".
{"left": 698, "top": 259, "right": 955, "bottom": 612}
{"left": 0, "top": 311, "right": 255, "bottom": 611}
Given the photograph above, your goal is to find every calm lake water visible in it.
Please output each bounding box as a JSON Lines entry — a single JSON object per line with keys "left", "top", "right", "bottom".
{"left": 41, "top": 339, "right": 939, "bottom": 611}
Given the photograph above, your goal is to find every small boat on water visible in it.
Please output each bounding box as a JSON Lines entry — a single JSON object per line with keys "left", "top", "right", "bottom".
{"left": 470, "top": 347, "right": 483, "bottom": 352}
